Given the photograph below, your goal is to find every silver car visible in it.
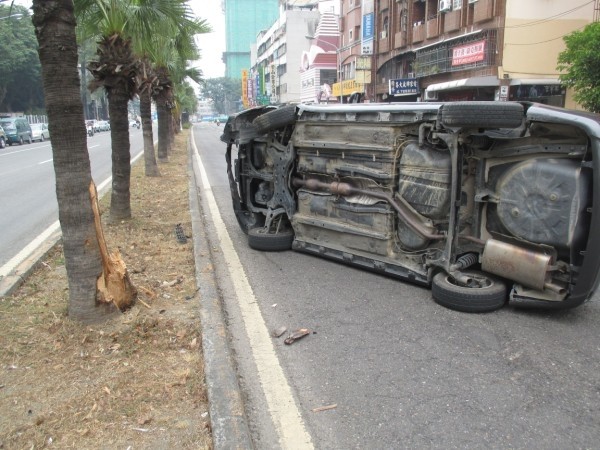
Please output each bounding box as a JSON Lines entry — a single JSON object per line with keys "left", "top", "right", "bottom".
{"left": 30, "top": 123, "right": 50, "bottom": 142}
{"left": 221, "top": 101, "right": 600, "bottom": 313}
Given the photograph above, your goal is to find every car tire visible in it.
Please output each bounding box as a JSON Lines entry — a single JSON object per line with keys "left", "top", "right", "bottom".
{"left": 0, "top": 137, "right": 4, "bottom": 149}
{"left": 440, "top": 102, "right": 524, "bottom": 129}
{"left": 253, "top": 105, "right": 297, "bottom": 134}
{"left": 19, "top": 136, "right": 24, "bottom": 145}
{"left": 432, "top": 270, "right": 507, "bottom": 313}
{"left": 40, "top": 135, "right": 45, "bottom": 142}
{"left": 248, "top": 227, "right": 294, "bottom": 251}
{"left": 28, "top": 135, "right": 32, "bottom": 144}
{"left": 238, "top": 123, "right": 260, "bottom": 143}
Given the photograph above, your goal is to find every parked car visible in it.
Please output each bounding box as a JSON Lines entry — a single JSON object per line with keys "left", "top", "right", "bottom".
{"left": 221, "top": 101, "right": 600, "bottom": 313}
{"left": 30, "top": 123, "right": 50, "bottom": 142}
{"left": 129, "top": 119, "right": 140, "bottom": 129}
{"left": 0, "top": 117, "right": 32, "bottom": 145}
{"left": 97, "top": 120, "right": 110, "bottom": 131}
{"left": 0, "top": 125, "right": 6, "bottom": 149}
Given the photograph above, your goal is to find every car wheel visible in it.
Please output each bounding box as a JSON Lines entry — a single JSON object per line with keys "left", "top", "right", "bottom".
{"left": 28, "top": 135, "right": 32, "bottom": 144}
{"left": 432, "top": 270, "right": 507, "bottom": 313}
{"left": 0, "top": 137, "right": 4, "bottom": 149}
{"left": 19, "top": 136, "right": 24, "bottom": 145}
{"left": 40, "top": 135, "right": 45, "bottom": 142}
{"left": 238, "top": 123, "right": 260, "bottom": 143}
{"left": 440, "top": 101, "right": 524, "bottom": 129}
{"left": 248, "top": 227, "right": 294, "bottom": 251}
{"left": 253, "top": 105, "right": 297, "bottom": 134}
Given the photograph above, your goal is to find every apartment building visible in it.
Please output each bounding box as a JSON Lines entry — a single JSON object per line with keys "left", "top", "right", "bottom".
{"left": 247, "top": 0, "right": 323, "bottom": 105}
{"left": 223, "top": 0, "right": 280, "bottom": 79}
{"left": 335, "top": 0, "right": 597, "bottom": 108}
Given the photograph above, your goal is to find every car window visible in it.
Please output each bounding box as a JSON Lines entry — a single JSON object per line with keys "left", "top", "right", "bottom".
{"left": 0, "top": 121, "right": 15, "bottom": 131}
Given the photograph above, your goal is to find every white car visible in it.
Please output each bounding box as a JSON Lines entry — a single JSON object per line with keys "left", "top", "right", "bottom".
{"left": 97, "top": 120, "right": 110, "bottom": 131}
{"left": 30, "top": 123, "right": 50, "bottom": 142}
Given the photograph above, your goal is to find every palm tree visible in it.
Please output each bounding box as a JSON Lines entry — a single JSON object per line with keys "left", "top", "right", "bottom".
{"left": 31, "top": 0, "right": 135, "bottom": 323}
{"left": 152, "top": 23, "right": 206, "bottom": 161}
{"left": 136, "top": 56, "right": 161, "bottom": 176}
{"left": 74, "top": 0, "right": 200, "bottom": 219}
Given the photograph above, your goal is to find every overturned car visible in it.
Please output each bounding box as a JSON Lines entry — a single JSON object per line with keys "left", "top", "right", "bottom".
{"left": 220, "top": 102, "right": 600, "bottom": 312}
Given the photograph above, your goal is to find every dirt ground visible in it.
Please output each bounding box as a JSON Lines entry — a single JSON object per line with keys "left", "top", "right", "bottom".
{"left": 0, "top": 129, "right": 212, "bottom": 449}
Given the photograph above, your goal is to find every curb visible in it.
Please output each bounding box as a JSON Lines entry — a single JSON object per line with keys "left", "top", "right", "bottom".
{"left": 0, "top": 228, "right": 62, "bottom": 297}
{"left": 188, "top": 138, "right": 254, "bottom": 449}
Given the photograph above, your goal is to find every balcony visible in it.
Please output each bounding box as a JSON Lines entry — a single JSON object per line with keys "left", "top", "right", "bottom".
{"left": 426, "top": 16, "right": 439, "bottom": 39}
{"left": 444, "top": 9, "right": 461, "bottom": 33}
{"left": 412, "top": 23, "right": 425, "bottom": 44}
{"left": 394, "top": 31, "right": 407, "bottom": 49}
{"left": 474, "top": 0, "right": 494, "bottom": 23}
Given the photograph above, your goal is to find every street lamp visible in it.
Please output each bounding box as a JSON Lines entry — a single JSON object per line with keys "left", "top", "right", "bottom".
{"left": 305, "top": 35, "right": 343, "bottom": 104}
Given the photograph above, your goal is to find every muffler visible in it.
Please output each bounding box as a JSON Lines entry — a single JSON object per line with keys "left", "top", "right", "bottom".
{"left": 481, "top": 239, "right": 552, "bottom": 291}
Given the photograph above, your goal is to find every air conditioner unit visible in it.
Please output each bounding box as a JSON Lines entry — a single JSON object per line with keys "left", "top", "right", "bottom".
{"left": 407, "top": 72, "right": 415, "bottom": 78}
{"left": 380, "top": 30, "right": 388, "bottom": 39}
{"left": 424, "top": 90, "right": 438, "bottom": 101}
{"left": 439, "top": 0, "right": 452, "bottom": 12}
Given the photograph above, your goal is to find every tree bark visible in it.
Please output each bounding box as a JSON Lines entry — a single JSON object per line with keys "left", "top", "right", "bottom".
{"left": 139, "top": 89, "right": 160, "bottom": 176}
{"left": 107, "top": 86, "right": 132, "bottom": 221}
{"left": 32, "top": 0, "right": 118, "bottom": 323}
{"left": 156, "top": 93, "right": 169, "bottom": 162}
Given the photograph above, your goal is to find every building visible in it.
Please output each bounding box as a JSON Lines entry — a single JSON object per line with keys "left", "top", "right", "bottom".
{"left": 247, "top": 0, "right": 322, "bottom": 105}
{"left": 300, "top": 8, "right": 340, "bottom": 103}
{"left": 223, "top": 0, "right": 280, "bottom": 79}
{"left": 336, "top": 0, "right": 597, "bottom": 108}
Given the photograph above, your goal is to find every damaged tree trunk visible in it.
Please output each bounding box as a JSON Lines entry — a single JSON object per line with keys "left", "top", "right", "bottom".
{"left": 89, "top": 182, "right": 137, "bottom": 310}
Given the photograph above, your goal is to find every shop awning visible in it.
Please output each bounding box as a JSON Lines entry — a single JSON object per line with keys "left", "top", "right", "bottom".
{"left": 425, "top": 76, "right": 499, "bottom": 92}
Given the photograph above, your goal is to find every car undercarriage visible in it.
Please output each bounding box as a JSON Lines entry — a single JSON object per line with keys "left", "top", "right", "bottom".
{"left": 221, "top": 101, "right": 600, "bottom": 312}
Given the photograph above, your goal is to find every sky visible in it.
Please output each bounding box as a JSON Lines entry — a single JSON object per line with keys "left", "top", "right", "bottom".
{"left": 13, "top": 0, "right": 226, "bottom": 79}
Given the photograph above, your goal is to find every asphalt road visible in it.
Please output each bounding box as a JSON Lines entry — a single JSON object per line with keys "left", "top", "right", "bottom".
{"left": 0, "top": 126, "right": 144, "bottom": 276}
{"left": 193, "top": 122, "right": 600, "bottom": 449}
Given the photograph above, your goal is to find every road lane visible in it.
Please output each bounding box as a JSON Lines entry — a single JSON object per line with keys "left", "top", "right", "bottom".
{"left": 0, "top": 127, "right": 145, "bottom": 275}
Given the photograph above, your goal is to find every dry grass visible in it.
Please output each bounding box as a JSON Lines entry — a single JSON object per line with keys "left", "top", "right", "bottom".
{"left": 0, "top": 130, "right": 212, "bottom": 449}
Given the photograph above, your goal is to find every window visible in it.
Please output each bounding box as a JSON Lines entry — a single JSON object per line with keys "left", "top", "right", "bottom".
{"left": 453, "top": 0, "right": 463, "bottom": 9}
{"left": 382, "top": 16, "right": 389, "bottom": 39}
{"left": 349, "top": 29, "right": 353, "bottom": 41}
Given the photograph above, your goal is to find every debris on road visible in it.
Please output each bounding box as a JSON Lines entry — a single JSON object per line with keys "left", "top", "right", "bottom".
{"left": 311, "top": 404, "right": 337, "bottom": 412}
{"left": 284, "top": 328, "right": 310, "bottom": 345}
{"left": 271, "top": 326, "right": 288, "bottom": 338}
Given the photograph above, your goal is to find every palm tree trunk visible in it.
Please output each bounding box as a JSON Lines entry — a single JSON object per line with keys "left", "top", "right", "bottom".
{"left": 32, "top": 0, "right": 118, "bottom": 323}
{"left": 156, "top": 94, "right": 169, "bottom": 162}
{"left": 139, "top": 89, "right": 160, "bottom": 176}
{"left": 107, "top": 87, "right": 132, "bottom": 220}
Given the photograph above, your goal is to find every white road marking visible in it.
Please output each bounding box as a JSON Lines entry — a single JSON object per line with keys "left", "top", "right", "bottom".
{"left": 0, "top": 148, "right": 144, "bottom": 279}
{"left": 191, "top": 137, "right": 314, "bottom": 450}
{"left": 0, "top": 221, "right": 60, "bottom": 278}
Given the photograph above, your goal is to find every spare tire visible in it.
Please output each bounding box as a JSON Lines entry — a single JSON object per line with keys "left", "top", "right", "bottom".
{"left": 253, "top": 105, "right": 297, "bottom": 134}
{"left": 248, "top": 227, "right": 294, "bottom": 251}
{"left": 441, "top": 101, "right": 524, "bottom": 129}
{"left": 432, "top": 270, "right": 507, "bottom": 313}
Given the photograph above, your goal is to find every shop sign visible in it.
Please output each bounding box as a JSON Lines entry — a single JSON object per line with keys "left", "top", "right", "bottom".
{"left": 332, "top": 79, "right": 365, "bottom": 97}
{"left": 389, "top": 78, "right": 418, "bottom": 95}
{"left": 452, "top": 40, "right": 486, "bottom": 66}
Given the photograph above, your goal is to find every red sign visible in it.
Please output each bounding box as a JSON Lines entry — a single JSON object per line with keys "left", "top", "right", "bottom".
{"left": 452, "top": 40, "right": 486, "bottom": 66}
